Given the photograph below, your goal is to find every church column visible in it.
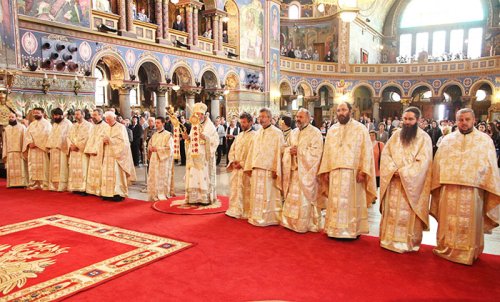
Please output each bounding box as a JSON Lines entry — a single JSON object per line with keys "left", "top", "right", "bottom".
{"left": 162, "top": 0, "right": 170, "bottom": 41}
{"left": 117, "top": 0, "right": 126, "bottom": 33}
{"left": 400, "top": 97, "right": 411, "bottom": 111}
{"left": 124, "top": 0, "right": 136, "bottom": 37}
{"left": 212, "top": 15, "right": 219, "bottom": 54}
{"left": 337, "top": 20, "right": 351, "bottom": 73}
{"left": 155, "top": 0, "right": 163, "bottom": 40}
{"left": 211, "top": 95, "right": 220, "bottom": 119}
{"left": 372, "top": 97, "right": 382, "bottom": 123}
{"left": 218, "top": 15, "right": 224, "bottom": 51}
{"left": 193, "top": 7, "right": 199, "bottom": 47}
{"left": 186, "top": 6, "right": 194, "bottom": 45}
{"left": 117, "top": 85, "right": 134, "bottom": 119}
{"left": 461, "top": 96, "right": 475, "bottom": 108}
{"left": 156, "top": 90, "right": 167, "bottom": 118}
{"left": 185, "top": 91, "right": 196, "bottom": 118}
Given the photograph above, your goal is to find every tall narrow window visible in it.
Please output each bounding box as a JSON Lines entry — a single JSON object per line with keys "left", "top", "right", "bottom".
{"left": 415, "top": 32, "right": 429, "bottom": 55}
{"left": 399, "top": 34, "right": 412, "bottom": 57}
{"left": 432, "top": 31, "right": 446, "bottom": 57}
{"left": 450, "top": 29, "right": 464, "bottom": 54}
{"left": 289, "top": 4, "right": 300, "bottom": 19}
{"left": 467, "top": 28, "right": 483, "bottom": 58}
{"left": 94, "top": 67, "right": 107, "bottom": 106}
{"left": 130, "top": 89, "right": 138, "bottom": 106}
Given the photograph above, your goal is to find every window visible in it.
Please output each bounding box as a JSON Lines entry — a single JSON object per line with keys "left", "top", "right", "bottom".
{"left": 467, "top": 28, "right": 483, "bottom": 59}
{"left": 449, "top": 29, "right": 464, "bottom": 54}
{"left": 289, "top": 3, "right": 300, "bottom": 19}
{"left": 476, "top": 90, "right": 487, "bottom": 101}
{"left": 399, "top": 34, "right": 412, "bottom": 58}
{"left": 415, "top": 32, "right": 429, "bottom": 55}
{"left": 399, "top": 0, "right": 485, "bottom": 59}
{"left": 94, "top": 67, "right": 107, "bottom": 106}
{"left": 432, "top": 31, "right": 446, "bottom": 57}
{"left": 130, "top": 88, "right": 139, "bottom": 106}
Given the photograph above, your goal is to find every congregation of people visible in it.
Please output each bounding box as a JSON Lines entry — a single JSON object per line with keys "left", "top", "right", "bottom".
{"left": 2, "top": 103, "right": 499, "bottom": 266}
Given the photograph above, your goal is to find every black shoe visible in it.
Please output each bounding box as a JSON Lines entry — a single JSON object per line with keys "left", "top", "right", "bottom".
{"left": 110, "top": 195, "right": 124, "bottom": 202}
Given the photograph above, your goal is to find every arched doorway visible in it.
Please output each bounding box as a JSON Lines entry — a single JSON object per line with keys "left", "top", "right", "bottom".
{"left": 471, "top": 82, "right": 493, "bottom": 121}
{"left": 410, "top": 86, "right": 433, "bottom": 119}
{"left": 279, "top": 81, "right": 293, "bottom": 111}
{"left": 440, "top": 84, "right": 463, "bottom": 120}
{"left": 316, "top": 84, "right": 335, "bottom": 123}
{"left": 352, "top": 86, "right": 373, "bottom": 120}
{"left": 380, "top": 86, "right": 403, "bottom": 119}
{"left": 171, "top": 66, "right": 193, "bottom": 115}
{"left": 200, "top": 70, "right": 221, "bottom": 119}
{"left": 134, "top": 61, "right": 163, "bottom": 112}
{"left": 91, "top": 53, "right": 128, "bottom": 112}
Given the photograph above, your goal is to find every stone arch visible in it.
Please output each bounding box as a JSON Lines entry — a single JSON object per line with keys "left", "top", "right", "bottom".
{"left": 91, "top": 49, "right": 129, "bottom": 80}
{"left": 350, "top": 83, "right": 376, "bottom": 97}
{"left": 279, "top": 80, "right": 293, "bottom": 96}
{"left": 469, "top": 79, "right": 495, "bottom": 96}
{"left": 438, "top": 80, "right": 466, "bottom": 96}
{"left": 378, "top": 82, "right": 405, "bottom": 98}
{"left": 315, "top": 81, "right": 336, "bottom": 95}
{"left": 408, "top": 82, "right": 434, "bottom": 97}
{"left": 133, "top": 55, "right": 165, "bottom": 84}
{"left": 170, "top": 63, "right": 195, "bottom": 86}
{"left": 200, "top": 66, "right": 220, "bottom": 89}
{"left": 223, "top": 71, "right": 240, "bottom": 90}
{"left": 294, "top": 81, "right": 313, "bottom": 97}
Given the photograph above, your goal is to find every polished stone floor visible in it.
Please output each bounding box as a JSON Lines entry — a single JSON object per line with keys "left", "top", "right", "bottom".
{"left": 130, "top": 162, "right": 500, "bottom": 256}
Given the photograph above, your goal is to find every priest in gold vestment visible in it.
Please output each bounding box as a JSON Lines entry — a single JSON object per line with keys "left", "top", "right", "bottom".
{"left": 2, "top": 112, "right": 28, "bottom": 187}
{"left": 281, "top": 109, "right": 324, "bottom": 233}
{"left": 431, "top": 108, "right": 500, "bottom": 265}
{"left": 84, "top": 109, "right": 110, "bottom": 196}
{"left": 100, "top": 111, "right": 136, "bottom": 201}
{"left": 24, "top": 107, "right": 52, "bottom": 190}
{"left": 46, "top": 108, "right": 73, "bottom": 192}
{"left": 379, "top": 107, "right": 433, "bottom": 253}
{"left": 318, "top": 102, "right": 377, "bottom": 238}
{"left": 226, "top": 112, "right": 255, "bottom": 218}
{"left": 147, "top": 117, "right": 174, "bottom": 201}
{"left": 67, "top": 109, "right": 92, "bottom": 193}
{"left": 244, "top": 108, "right": 286, "bottom": 226}
{"left": 182, "top": 103, "right": 219, "bottom": 205}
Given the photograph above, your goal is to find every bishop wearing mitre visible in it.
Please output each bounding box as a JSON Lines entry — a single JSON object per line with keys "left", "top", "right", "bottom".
{"left": 67, "top": 109, "right": 92, "bottom": 194}
{"left": 147, "top": 116, "right": 174, "bottom": 201}
{"left": 2, "top": 112, "right": 28, "bottom": 187}
{"left": 46, "top": 108, "right": 73, "bottom": 191}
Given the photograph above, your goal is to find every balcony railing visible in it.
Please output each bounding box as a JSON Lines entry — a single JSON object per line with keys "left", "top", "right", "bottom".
{"left": 280, "top": 56, "right": 500, "bottom": 76}
{"left": 133, "top": 20, "right": 157, "bottom": 42}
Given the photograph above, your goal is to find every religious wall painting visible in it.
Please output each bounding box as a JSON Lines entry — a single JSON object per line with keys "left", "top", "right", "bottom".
{"left": 238, "top": 0, "right": 264, "bottom": 65}
{"left": 19, "top": 0, "right": 91, "bottom": 28}
{"left": 1, "top": 0, "right": 18, "bottom": 69}
{"left": 270, "top": 3, "right": 280, "bottom": 50}
{"left": 270, "top": 48, "right": 280, "bottom": 87}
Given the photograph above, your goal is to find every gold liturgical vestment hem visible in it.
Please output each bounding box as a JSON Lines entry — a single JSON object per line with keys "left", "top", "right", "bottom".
{"left": 244, "top": 125, "right": 286, "bottom": 226}
{"left": 185, "top": 118, "right": 219, "bottom": 205}
{"left": 226, "top": 129, "right": 255, "bottom": 219}
{"left": 281, "top": 125, "right": 324, "bottom": 233}
{"left": 318, "top": 119, "right": 376, "bottom": 238}
{"left": 379, "top": 128, "right": 433, "bottom": 253}
{"left": 23, "top": 118, "right": 52, "bottom": 190}
{"left": 2, "top": 123, "right": 28, "bottom": 187}
{"left": 67, "top": 120, "right": 92, "bottom": 192}
{"left": 147, "top": 130, "right": 174, "bottom": 201}
{"left": 431, "top": 129, "right": 500, "bottom": 265}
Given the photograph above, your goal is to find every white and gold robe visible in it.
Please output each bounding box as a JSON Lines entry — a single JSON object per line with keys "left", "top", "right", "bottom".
{"left": 67, "top": 120, "right": 92, "bottom": 192}
{"left": 185, "top": 118, "right": 219, "bottom": 204}
{"left": 2, "top": 123, "right": 28, "bottom": 187}
{"left": 318, "top": 119, "right": 377, "bottom": 238}
{"left": 226, "top": 128, "right": 255, "bottom": 218}
{"left": 244, "top": 125, "right": 286, "bottom": 227}
{"left": 84, "top": 121, "right": 110, "bottom": 195}
{"left": 46, "top": 118, "right": 73, "bottom": 191}
{"left": 281, "top": 125, "right": 324, "bottom": 233}
{"left": 147, "top": 130, "right": 174, "bottom": 201}
{"left": 431, "top": 129, "right": 500, "bottom": 265}
{"left": 101, "top": 122, "right": 136, "bottom": 198}
{"left": 379, "top": 128, "right": 433, "bottom": 253}
{"left": 23, "top": 118, "right": 52, "bottom": 190}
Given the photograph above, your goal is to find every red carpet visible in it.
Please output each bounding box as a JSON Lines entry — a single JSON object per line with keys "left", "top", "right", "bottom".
{"left": 0, "top": 214, "right": 192, "bottom": 301}
{"left": 152, "top": 195, "right": 229, "bottom": 215}
{"left": 1, "top": 183, "right": 499, "bottom": 301}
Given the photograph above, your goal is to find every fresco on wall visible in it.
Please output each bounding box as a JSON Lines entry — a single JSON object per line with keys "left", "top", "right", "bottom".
{"left": 0, "top": 0, "right": 18, "bottom": 68}
{"left": 270, "top": 3, "right": 280, "bottom": 50}
{"left": 238, "top": 0, "right": 264, "bottom": 65}
{"left": 18, "top": 0, "right": 91, "bottom": 28}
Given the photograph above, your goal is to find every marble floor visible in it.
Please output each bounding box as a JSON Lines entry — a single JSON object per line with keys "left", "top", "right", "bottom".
{"left": 130, "top": 162, "right": 500, "bottom": 256}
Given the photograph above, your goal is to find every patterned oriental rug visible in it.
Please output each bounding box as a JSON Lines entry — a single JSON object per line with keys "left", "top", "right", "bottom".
{"left": 0, "top": 215, "right": 192, "bottom": 301}
{"left": 152, "top": 196, "right": 229, "bottom": 215}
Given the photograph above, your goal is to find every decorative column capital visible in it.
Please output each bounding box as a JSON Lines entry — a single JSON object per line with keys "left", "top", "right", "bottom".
{"left": 110, "top": 80, "right": 138, "bottom": 92}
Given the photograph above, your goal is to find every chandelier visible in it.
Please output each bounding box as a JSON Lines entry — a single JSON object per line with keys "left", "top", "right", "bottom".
{"left": 316, "top": 0, "right": 360, "bottom": 22}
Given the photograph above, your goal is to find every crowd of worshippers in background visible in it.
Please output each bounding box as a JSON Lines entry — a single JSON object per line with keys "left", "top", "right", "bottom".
{"left": 3, "top": 104, "right": 499, "bottom": 266}
{"left": 224, "top": 104, "right": 500, "bottom": 266}
{"left": 281, "top": 45, "right": 337, "bottom": 62}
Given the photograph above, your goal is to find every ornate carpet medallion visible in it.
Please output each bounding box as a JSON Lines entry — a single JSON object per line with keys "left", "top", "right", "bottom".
{"left": 0, "top": 215, "right": 192, "bottom": 301}
{"left": 152, "top": 195, "right": 229, "bottom": 215}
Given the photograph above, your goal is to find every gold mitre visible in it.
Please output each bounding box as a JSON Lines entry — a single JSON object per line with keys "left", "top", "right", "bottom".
{"left": 193, "top": 102, "right": 207, "bottom": 114}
